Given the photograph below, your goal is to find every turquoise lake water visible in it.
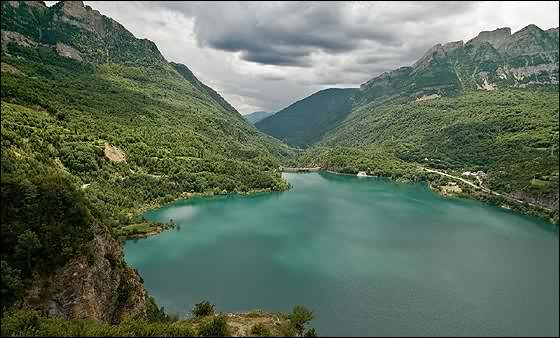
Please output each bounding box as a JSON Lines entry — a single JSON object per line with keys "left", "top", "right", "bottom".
{"left": 125, "top": 172, "right": 559, "bottom": 336}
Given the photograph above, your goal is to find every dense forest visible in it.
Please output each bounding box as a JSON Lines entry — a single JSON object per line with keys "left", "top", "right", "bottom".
{"left": 318, "top": 90, "right": 559, "bottom": 212}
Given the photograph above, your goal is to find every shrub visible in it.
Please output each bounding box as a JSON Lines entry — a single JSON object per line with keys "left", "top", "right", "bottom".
{"left": 288, "top": 305, "right": 315, "bottom": 337}
{"left": 197, "top": 315, "right": 230, "bottom": 337}
{"left": 192, "top": 300, "right": 215, "bottom": 318}
{"left": 304, "top": 327, "right": 318, "bottom": 337}
{"left": 250, "top": 322, "right": 271, "bottom": 336}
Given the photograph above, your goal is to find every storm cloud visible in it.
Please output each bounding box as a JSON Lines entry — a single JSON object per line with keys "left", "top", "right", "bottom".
{"left": 47, "top": 1, "right": 559, "bottom": 114}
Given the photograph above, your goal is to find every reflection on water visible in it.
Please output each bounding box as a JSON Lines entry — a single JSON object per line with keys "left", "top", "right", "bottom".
{"left": 126, "top": 173, "right": 559, "bottom": 336}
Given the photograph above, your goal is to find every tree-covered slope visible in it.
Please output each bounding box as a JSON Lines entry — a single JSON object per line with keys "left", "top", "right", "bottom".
{"left": 245, "top": 111, "right": 275, "bottom": 124}
{"left": 255, "top": 88, "right": 357, "bottom": 147}
{"left": 1, "top": 0, "right": 292, "bottom": 319}
{"left": 318, "top": 89, "right": 559, "bottom": 211}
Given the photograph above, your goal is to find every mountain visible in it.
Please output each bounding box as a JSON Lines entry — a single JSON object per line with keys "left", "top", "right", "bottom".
{"left": 259, "top": 25, "right": 559, "bottom": 150}
{"left": 355, "top": 25, "right": 558, "bottom": 106}
{"left": 283, "top": 25, "right": 559, "bottom": 221}
{"left": 1, "top": 0, "right": 293, "bottom": 325}
{"left": 245, "top": 111, "right": 275, "bottom": 124}
{"left": 255, "top": 88, "right": 358, "bottom": 148}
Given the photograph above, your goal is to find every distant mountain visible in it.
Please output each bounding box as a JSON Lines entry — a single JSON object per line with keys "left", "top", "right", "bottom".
{"left": 355, "top": 25, "right": 559, "bottom": 106}
{"left": 255, "top": 88, "right": 358, "bottom": 147}
{"left": 257, "top": 25, "right": 559, "bottom": 150}
{"left": 245, "top": 111, "right": 275, "bottom": 124}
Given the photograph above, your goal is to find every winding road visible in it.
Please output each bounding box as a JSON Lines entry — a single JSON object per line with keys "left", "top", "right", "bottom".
{"left": 420, "top": 167, "right": 552, "bottom": 211}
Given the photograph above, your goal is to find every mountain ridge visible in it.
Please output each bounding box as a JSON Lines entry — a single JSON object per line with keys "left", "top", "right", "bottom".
{"left": 258, "top": 24, "right": 559, "bottom": 149}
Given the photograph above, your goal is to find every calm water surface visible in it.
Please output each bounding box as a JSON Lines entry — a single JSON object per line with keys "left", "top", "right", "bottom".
{"left": 125, "top": 172, "right": 559, "bottom": 336}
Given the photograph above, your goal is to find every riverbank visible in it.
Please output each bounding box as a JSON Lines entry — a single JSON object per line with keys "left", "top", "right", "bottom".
{"left": 121, "top": 187, "right": 287, "bottom": 240}
{"left": 121, "top": 167, "right": 557, "bottom": 241}
{"left": 320, "top": 168, "right": 559, "bottom": 226}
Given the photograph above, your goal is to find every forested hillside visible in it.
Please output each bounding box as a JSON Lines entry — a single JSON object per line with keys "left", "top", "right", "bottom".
{"left": 245, "top": 111, "right": 275, "bottom": 124}
{"left": 255, "top": 88, "right": 357, "bottom": 147}
{"left": 1, "top": 0, "right": 292, "bottom": 321}
{"left": 317, "top": 89, "right": 559, "bottom": 212}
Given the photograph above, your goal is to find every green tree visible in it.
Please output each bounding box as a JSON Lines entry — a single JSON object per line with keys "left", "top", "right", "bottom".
{"left": 192, "top": 300, "right": 215, "bottom": 318}
{"left": 304, "top": 327, "right": 318, "bottom": 337}
{"left": 1, "top": 260, "right": 23, "bottom": 309}
{"left": 288, "top": 305, "right": 315, "bottom": 337}
{"left": 15, "top": 230, "right": 41, "bottom": 273}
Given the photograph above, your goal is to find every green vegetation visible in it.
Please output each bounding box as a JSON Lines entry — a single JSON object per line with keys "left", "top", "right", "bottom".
{"left": 256, "top": 88, "right": 357, "bottom": 147}
{"left": 320, "top": 90, "right": 559, "bottom": 209}
{"left": 1, "top": 309, "right": 196, "bottom": 337}
{"left": 296, "top": 145, "right": 423, "bottom": 181}
{"left": 245, "top": 111, "right": 276, "bottom": 125}
{"left": 250, "top": 322, "right": 272, "bottom": 336}
{"left": 192, "top": 301, "right": 216, "bottom": 318}
{"left": 0, "top": 303, "right": 319, "bottom": 337}
{"left": 288, "top": 305, "right": 315, "bottom": 337}
{"left": 197, "top": 315, "right": 230, "bottom": 337}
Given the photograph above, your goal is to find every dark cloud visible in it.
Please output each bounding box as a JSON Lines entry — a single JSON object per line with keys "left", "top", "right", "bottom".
{"left": 151, "top": 1, "right": 481, "bottom": 66}
{"left": 260, "top": 74, "right": 287, "bottom": 81}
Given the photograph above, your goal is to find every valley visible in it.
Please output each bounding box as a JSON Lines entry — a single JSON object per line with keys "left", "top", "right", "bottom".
{"left": 1, "top": 1, "right": 558, "bottom": 337}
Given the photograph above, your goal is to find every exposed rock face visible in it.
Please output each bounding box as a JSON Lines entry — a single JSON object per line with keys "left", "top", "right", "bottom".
{"left": 104, "top": 144, "right": 127, "bottom": 163}
{"left": 357, "top": 24, "right": 559, "bottom": 106}
{"left": 1, "top": 30, "right": 38, "bottom": 50}
{"left": 2, "top": 0, "right": 165, "bottom": 64}
{"left": 23, "top": 224, "right": 147, "bottom": 323}
{"left": 56, "top": 42, "right": 82, "bottom": 61}
{"left": 416, "top": 93, "right": 441, "bottom": 102}
{"left": 467, "top": 27, "right": 511, "bottom": 49}
{"left": 56, "top": 0, "right": 106, "bottom": 36}
{"left": 1, "top": 62, "right": 24, "bottom": 75}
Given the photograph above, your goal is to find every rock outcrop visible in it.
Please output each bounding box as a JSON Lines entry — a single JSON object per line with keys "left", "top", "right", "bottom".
{"left": 22, "top": 224, "right": 147, "bottom": 323}
{"left": 2, "top": 1, "right": 165, "bottom": 64}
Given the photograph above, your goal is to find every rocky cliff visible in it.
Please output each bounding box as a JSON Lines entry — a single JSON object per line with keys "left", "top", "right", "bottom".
{"left": 1, "top": 1, "right": 165, "bottom": 64}
{"left": 22, "top": 223, "right": 147, "bottom": 324}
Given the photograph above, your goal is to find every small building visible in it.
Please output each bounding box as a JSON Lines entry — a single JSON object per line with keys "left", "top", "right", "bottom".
{"left": 462, "top": 171, "right": 473, "bottom": 176}
{"left": 357, "top": 171, "right": 368, "bottom": 177}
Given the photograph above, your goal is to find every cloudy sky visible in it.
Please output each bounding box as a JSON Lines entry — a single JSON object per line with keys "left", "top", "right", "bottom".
{"left": 47, "top": 1, "right": 559, "bottom": 114}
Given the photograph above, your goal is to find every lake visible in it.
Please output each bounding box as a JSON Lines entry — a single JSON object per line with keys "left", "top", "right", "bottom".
{"left": 124, "top": 172, "right": 559, "bottom": 336}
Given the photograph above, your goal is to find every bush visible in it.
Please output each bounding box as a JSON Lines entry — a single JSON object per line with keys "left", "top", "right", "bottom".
{"left": 288, "top": 305, "right": 315, "bottom": 337}
{"left": 304, "top": 327, "right": 318, "bottom": 337}
{"left": 192, "top": 300, "right": 215, "bottom": 318}
{"left": 197, "top": 315, "right": 230, "bottom": 337}
{"left": 250, "top": 322, "right": 271, "bottom": 336}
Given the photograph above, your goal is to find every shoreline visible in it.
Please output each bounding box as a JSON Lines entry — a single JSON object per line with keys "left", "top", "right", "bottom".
{"left": 123, "top": 168, "right": 557, "bottom": 241}
{"left": 315, "top": 168, "right": 558, "bottom": 226}
{"left": 121, "top": 187, "right": 288, "bottom": 240}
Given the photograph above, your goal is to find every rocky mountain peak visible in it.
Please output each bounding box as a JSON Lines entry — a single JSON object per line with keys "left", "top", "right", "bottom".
{"left": 61, "top": 1, "right": 89, "bottom": 18}
{"left": 466, "top": 27, "right": 511, "bottom": 49}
